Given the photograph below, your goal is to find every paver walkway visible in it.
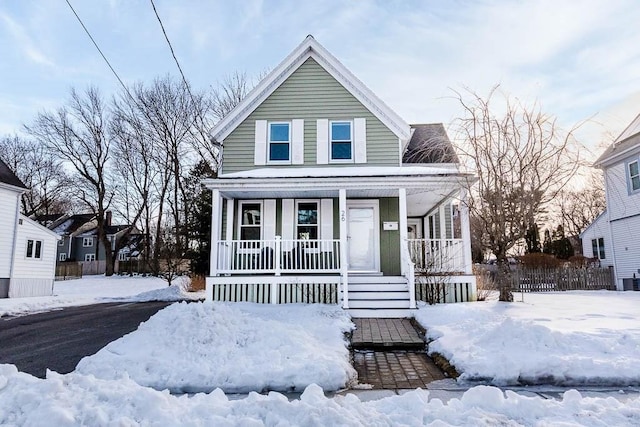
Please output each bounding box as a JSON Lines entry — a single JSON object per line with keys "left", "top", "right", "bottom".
{"left": 351, "top": 318, "right": 424, "bottom": 349}
{"left": 350, "top": 318, "right": 446, "bottom": 389}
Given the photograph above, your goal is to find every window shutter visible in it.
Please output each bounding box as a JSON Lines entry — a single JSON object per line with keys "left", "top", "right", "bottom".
{"left": 282, "top": 199, "right": 294, "bottom": 240}
{"left": 316, "top": 119, "right": 328, "bottom": 164}
{"left": 263, "top": 199, "right": 276, "bottom": 241}
{"left": 254, "top": 120, "right": 267, "bottom": 165}
{"left": 354, "top": 118, "right": 367, "bottom": 163}
{"left": 291, "top": 119, "right": 304, "bottom": 165}
{"left": 320, "top": 199, "right": 333, "bottom": 240}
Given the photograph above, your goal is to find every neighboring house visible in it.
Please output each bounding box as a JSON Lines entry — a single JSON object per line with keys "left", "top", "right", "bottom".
{"left": 203, "top": 36, "right": 477, "bottom": 317}
{"left": 583, "top": 113, "right": 640, "bottom": 290}
{"left": 49, "top": 212, "right": 143, "bottom": 268}
{"left": 0, "top": 158, "right": 59, "bottom": 298}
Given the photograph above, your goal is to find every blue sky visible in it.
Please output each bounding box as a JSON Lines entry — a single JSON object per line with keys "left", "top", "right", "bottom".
{"left": 1, "top": 0, "right": 640, "bottom": 157}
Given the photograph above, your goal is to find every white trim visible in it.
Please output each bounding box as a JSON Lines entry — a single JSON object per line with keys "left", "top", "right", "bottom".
{"left": 210, "top": 36, "right": 410, "bottom": 143}
{"left": 398, "top": 188, "right": 408, "bottom": 276}
{"left": 254, "top": 120, "right": 267, "bottom": 165}
{"left": 339, "top": 189, "right": 349, "bottom": 308}
{"left": 282, "top": 199, "right": 295, "bottom": 240}
{"left": 82, "top": 237, "right": 93, "bottom": 247}
{"left": 84, "top": 253, "right": 96, "bottom": 262}
{"left": 263, "top": 199, "right": 277, "bottom": 241}
{"left": 225, "top": 197, "right": 235, "bottom": 240}
{"left": 291, "top": 119, "right": 304, "bottom": 165}
{"left": 59, "top": 253, "right": 67, "bottom": 262}
{"left": 266, "top": 121, "right": 292, "bottom": 165}
{"left": 316, "top": 119, "right": 329, "bottom": 165}
{"left": 320, "top": 199, "right": 334, "bottom": 240}
{"left": 407, "top": 218, "right": 423, "bottom": 239}
{"left": 25, "top": 238, "right": 44, "bottom": 260}
{"left": 210, "top": 189, "right": 221, "bottom": 277}
{"left": 346, "top": 199, "right": 380, "bottom": 273}
{"left": 354, "top": 117, "right": 367, "bottom": 164}
{"left": 295, "top": 199, "right": 320, "bottom": 240}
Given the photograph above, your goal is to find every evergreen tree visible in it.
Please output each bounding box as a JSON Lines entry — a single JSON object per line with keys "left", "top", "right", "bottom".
{"left": 184, "top": 160, "right": 214, "bottom": 276}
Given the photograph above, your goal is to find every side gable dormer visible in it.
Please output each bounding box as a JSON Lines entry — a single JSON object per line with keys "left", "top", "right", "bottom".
{"left": 213, "top": 36, "right": 411, "bottom": 174}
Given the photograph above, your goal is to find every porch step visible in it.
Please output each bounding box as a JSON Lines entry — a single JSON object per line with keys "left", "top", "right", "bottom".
{"left": 347, "top": 291, "right": 410, "bottom": 300}
{"left": 348, "top": 308, "right": 414, "bottom": 318}
{"left": 348, "top": 275, "right": 407, "bottom": 284}
{"left": 347, "top": 283, "right": 408, "bottom": 292}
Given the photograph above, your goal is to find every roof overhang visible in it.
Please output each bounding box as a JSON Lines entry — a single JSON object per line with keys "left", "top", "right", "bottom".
{"left": 210, "top": 36, "right": 411, "bottom": 144}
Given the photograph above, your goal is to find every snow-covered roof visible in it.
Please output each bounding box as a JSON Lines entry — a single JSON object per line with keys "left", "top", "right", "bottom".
{"left": 210, "top": 35, "right": 411, "bottom": 143}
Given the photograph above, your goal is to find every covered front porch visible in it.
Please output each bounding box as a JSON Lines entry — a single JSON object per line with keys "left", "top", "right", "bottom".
{"left": 203, "top": 167, "right": 477, "bottom": 314}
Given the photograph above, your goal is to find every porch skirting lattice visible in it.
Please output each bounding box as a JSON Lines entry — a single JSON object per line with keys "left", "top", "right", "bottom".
{"left": 207, "top": 276, "right": 340, "bottom": 304}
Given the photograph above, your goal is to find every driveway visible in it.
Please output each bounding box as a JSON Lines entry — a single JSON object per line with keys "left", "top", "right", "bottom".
{"left": 0, "top": 301, "right": 171, "bottom": 378}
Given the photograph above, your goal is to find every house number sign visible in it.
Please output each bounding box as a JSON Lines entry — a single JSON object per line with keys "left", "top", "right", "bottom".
{"left": 340, "top": 210, "right": 346, "bottom": 221}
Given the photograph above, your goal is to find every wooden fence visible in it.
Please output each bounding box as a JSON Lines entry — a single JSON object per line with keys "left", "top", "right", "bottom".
{"left": 55, "top": 262, "right": 83, "bottom": 280}
{"left": 511, "top": 267, "right": 615, "bottom": 292}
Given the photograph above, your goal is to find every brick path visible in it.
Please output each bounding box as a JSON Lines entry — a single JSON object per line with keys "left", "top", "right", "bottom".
{"left": 351, "top": 318, "right": 446, "bottom": 389}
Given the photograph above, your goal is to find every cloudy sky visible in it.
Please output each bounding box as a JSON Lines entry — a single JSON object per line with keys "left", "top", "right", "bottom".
{"left": 1, "top": 0, "right": 640, "bottom": 158}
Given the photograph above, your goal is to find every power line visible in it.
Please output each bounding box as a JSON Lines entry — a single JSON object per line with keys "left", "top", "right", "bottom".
{"left": 64, "top": 0, "right": 136, "bottom": 103}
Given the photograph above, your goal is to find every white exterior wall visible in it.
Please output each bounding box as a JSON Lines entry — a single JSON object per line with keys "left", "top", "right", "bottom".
{"left": 610, "top": 215, "right": 640, "bottom": 290}
{"left": 580, "top": 212, "right": 614, "bottom": 269}
{"left": 10, "top": 215, "right": 58, "bottom": 297}
{"left": 0, "top": 186, "right": 20, "bottom": 278}
{"left": 604, "top": 160, "right": 640, "bottom": 221}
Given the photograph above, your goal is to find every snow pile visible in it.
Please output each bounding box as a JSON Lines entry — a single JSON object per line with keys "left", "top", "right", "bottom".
{"left": 2, "top": 365, "right": 640, "bottom": 426}
{"left": 119, "top": 277, "right": 200, "bottom": 302}
{"left": 415, "top": 291, "right": 640, "bottom": 386}
{"left": 0, "top": 276, "right": 203, "bottom": 317}
{"left": 76, "top": 302, "right": 356, "bottom": 393}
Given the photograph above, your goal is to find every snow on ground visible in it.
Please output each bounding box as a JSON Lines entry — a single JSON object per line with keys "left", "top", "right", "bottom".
{"left": 0, "top": 275, "right": 203, "bottom": 317}
{"left": 2, "top": 365, "right": 640, "bottom": 426}
{"left": 76, "top": 302, "right": 356, "bottom": 394}
{"left": 415, "top": 290, "right": 640, "bottom": 386}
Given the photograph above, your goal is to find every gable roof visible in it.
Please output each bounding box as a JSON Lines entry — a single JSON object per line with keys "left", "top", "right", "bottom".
{"left": 211, "top": 35, "right": 411, "bottom": 143}
{"left": 49, "top": 213, "right": 96, "bottom": 235}
{"left": 594, "top": 113, "right": 640, "bottom": 167}
{"left": 403, "top": 124, "right": 459, "bottom": 164}
{"left": 0, "top": 157, "right": 27, "bottom": 191}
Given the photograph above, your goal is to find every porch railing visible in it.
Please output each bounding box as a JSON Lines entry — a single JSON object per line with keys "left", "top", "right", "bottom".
{"left": 216, "top": 237, "right": 341, "bottom": 274}
{"left": 407, "top": 238, "right": 465, "bottom": 273}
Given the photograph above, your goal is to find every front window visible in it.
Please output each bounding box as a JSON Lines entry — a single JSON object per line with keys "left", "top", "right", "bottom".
{"left": 629, "top": 160, "right": 640, "bottom": 191}
{"left": 239, "top": 202, "right": 262, "bottom": 240}
{"left": 26, "top": 239, "right": 42, "bottom": 259}
{"left": 296, "top": 202, "right": 319, "bottom": 240}
{"left": 85, "top": 253, "right": 96, "bottom": 262}
{"left": 592, "top": 238, "right": 605, "bottom": 259}
{"left": 83, "top": 237, "right": 93, "bottom": 247}
{"left": 268, "top": 122, "right": 290, "bottom": 162}
{"left": 330, "top": 121, "right": 352, "bottom": 161}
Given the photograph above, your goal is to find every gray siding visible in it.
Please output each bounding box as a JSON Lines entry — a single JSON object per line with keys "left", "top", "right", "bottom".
{"left": 222, "top": 58, "right": 400, "bottom": 173}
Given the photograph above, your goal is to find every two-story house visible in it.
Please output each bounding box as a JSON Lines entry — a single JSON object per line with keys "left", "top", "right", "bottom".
{"left": 0, "top": 158, "right": 59, "bottom": 298}
{"left": 582, "top": 113, "right": 640, "bottom": 290}
{"left": 203, "top": 36, "right": 477, "bottom": 317}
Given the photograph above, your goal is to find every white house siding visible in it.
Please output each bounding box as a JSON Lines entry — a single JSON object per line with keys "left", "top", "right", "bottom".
{"left": 604, "top": 161, "right": 640, "bottom": 221}
{"left": 610, "top": 215, "right": 640, "bottom": 290}
{"left": 580, "top": 212, "right": 613, "bottom": 269}
{"left": 0, "top": 186, "right": 20, "bottom": 278}
{"left": 10, "top": 215, "right": 58, "bottom": 297}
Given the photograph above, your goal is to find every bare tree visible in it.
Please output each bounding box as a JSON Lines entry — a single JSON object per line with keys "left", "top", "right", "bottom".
{"left": 454, "top": 86, "right": 582, "bottom": 301}
{"left": 0, "top": 134, "right": 72, "bottom": 217}
{"left": 210, "top": 71, "right": 260, "bottom": 122}
{"left": 26, "top": 87, "right": 120, "bottom": 275}
{"left": 554, "top": 171, "right": 606, "bottom": 238}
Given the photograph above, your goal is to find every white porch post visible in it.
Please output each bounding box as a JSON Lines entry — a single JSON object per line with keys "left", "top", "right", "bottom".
{"left": 459, "top": 189, "right": 473, "bottom": 274}
{"left": 398, "top": 188, "right": 408, "bottom": 276}
{"left": 207, "top": 189, "right": 221, "bottom": 302}
{"left": 225, "top": 197, "right": 234, "bottom": 241}
{"left": 339, "top": 189, "right": 349, "bottom": 309}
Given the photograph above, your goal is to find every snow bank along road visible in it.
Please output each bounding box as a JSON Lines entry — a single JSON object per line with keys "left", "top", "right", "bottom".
{"left": 0, "top": 301, "right": 171, "bottom": 378}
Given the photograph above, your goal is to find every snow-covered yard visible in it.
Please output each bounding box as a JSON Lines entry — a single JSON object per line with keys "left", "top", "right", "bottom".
{"left": 76, "top": 302, "right": 356, "bottom": 393}
{"left": 0, "top": 275, "right": 202, "bottom": 318}
{"left": 415, "top": 290, "right": 640, "bottom": 386}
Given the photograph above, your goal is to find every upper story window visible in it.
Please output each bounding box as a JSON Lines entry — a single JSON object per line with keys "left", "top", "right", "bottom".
{"left": 26, "top": 239, "right": 42, "bottom": 259}
{"left": 330, "top": 121, "right": 352, "bottom": 161}
{"left": 629, "top": 160, "right": 640, "bottom": 192}
{"left": 268, "top": 122, "right": 291, "bottom": 162}
{"left": 239, "top": 202, "right": 262, "bottom": 240}
{"left": 296, "top": 202, "right": 319, "bottom": 240}
{"left": 83, "top": 237, "right": 93, "bottom": 247}
{"left": 592, "top": 237, "right": 605, "bottom": 260}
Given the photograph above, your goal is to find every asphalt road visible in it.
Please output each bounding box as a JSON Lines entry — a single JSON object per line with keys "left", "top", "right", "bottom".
{"left": 0, "top": 301, "right": 171, "bottom": 378}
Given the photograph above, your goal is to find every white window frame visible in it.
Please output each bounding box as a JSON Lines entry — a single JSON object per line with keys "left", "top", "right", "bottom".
{"left": 118, "top": 251, "right": 128, "bottom": 261}
{"left": 85, "top": 253, "right": 96, "bottom": 262}
{"left": 295, "top": 199, "right": 320, "bottom": 239}
{"left": 592, "top": 237, "right": 606, "bottom": 260}
{"left": 267, "top": 121, "right": 291, "bottom": 164}
{"left": 82, "top": 237, "right": 93, "bottom": 247}
{"left": 25, "top": 239, "right": 43, "bottom": 259}
{"left": 59, "top": 253, "right": 67, "bottom": 262}
{"left": 628, "top": 159, "right": 640, "bottom": 193}
{"left": 329, "top": 120, "right": 354, "bottom": 163}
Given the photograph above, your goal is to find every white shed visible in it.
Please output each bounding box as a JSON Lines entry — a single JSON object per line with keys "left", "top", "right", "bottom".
{"left": 9, "top": 214, "right": 60, "bottom": 297}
